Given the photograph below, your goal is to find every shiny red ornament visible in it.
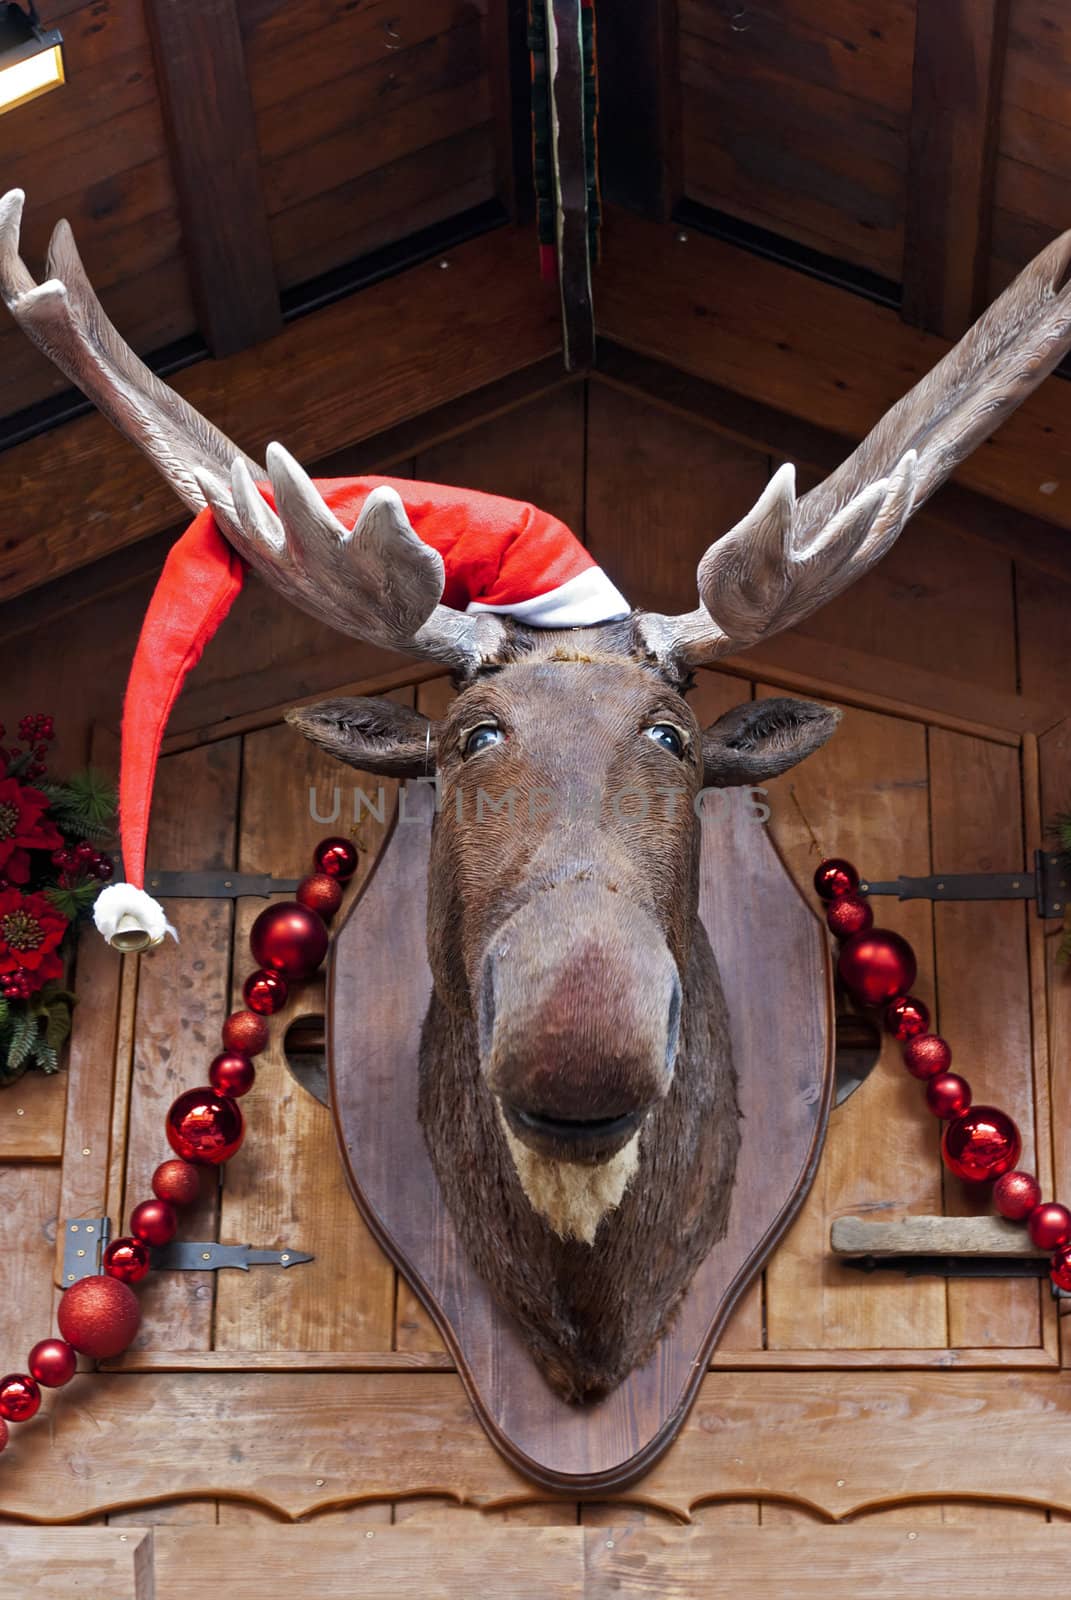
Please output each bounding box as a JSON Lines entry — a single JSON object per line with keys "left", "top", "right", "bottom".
{"left": 57, "top": 1275, "right": 141, "bottom": 1359}
{"left": 0, "top": 1373, "right": 40, "bottom": 1423}
{"left": 884, "top": 995, "right": 930, "bottom": 1040}
{"left": 102, "top": 1236, "right": 152, "bottom": 1284}
{"left": 152, "top": 1158, "right": 201, "bottom": 1208}
{"left": 166, "top": 1086, "right": 245, "bottom": 1166}
{"left": 1028, "top": 1201, "right": 1071, "bottom": 1251}
{"left": 826, "top": 894, "right": 873, "bottom": 938}
{"left": 1050, "top": 1245, "right": 1071, "bottom": 1293}
{"left": 242, "top": 968, "right": 288, "bottom": 1015}
{"left": 221, "top": 1009, "right": 270, "bottom": 1057}
{"left": 813, "top": 858, "right": 859, "bottom": 901}
{"left": 993, "top": 1169, "right": 1042, "bottom": 1222}
{"left": 838, "top": 929, "right": 917, "bottom": 1007}
{"left": 250, "top": 902, "right": 329, "bottom": 980}
{"left": 27, "top": 1338, "right": 77, "bottom": 1388}
{"left": 942, "top": 1106, "right": 1022, "bottom": 1183}
{"left": 902, "top": 1033, "right": 952, "bottom": 1080}
{"left": 130, "top": 1198, "right": 177, "bottom": 1247}
{"left": 314, "top": 835, "right": 359, "bottom": 881}
{"left": 209, "top": 1050, "right": 256, "bottom": 1098}
{"left": 926, "top": 1072, "right": 972, "bottom": 1120}
{"left": 297, "top": 872, "right": 344, "bottom": 919}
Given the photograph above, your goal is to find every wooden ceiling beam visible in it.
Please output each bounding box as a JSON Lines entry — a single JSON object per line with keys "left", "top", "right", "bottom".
{"left": 595, "top": 0, "right": 681, "bottom": 221}
{"left": 145, "top": 0, "right": 282, "bottom": 358}
{"left": 901, "top": 0, "right": 1010, "bottom": 338}
{"left": 596, "top": 207, "right": 1071, "bottom": 535}
{"left": 0, "top": 228, "right": 560, "bottom": 601}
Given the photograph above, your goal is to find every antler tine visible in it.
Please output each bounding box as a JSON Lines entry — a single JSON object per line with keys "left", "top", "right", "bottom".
{"left": 641, "top": 226, "right": 1071, "bottom": 676}
{"left": 0, "top": 187, "right": 262, "bottom": 517}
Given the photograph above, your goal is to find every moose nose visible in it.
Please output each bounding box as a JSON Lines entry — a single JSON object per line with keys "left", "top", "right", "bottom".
{"left": 479, "top": 884, "right": 682, "bottom": 1152}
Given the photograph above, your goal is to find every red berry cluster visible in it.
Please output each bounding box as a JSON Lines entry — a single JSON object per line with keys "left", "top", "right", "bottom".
{"left": 6, "top": 713, "right": 56, "bottom": 778}
{"left": 0, "top": 834, "right": 359, "bottom": 1454}
{"left": 51, "top": 839, "right": 114, "bottom": 886}
{"left": 814, "top": 857, "right": 1068, "bottom": 1292}
{"left": 0, "top": 971, "right": 31, "bottom": 1001}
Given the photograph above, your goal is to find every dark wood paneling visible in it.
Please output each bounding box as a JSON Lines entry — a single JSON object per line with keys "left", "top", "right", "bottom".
{"left": 597, "top": 0, "right": 681, "bottom": 219}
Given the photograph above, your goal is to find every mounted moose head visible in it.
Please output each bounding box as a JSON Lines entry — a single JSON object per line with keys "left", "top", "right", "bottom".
{"left": 4, "top": 189, "right": 1071, "bottom": 1401}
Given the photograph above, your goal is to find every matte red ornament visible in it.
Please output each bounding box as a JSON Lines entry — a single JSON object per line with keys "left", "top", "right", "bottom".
{"left": 993, "top": 1169, "right": 1042, "bottom": 1222}
{"left": 250, "top": 902, "right": 329, "bottom": 980}
{"left": 1028, "top": 1201, "right": 1071, "bottom": 1251}
{"left": 152, "top": 1158, "right": 201, "bottom": 1207}
{"left": 942, "top": 1106, "right": 1022, "bottom": 1183}
{"left": 221, "top": 1009, "right": 270, "bottom": 1056}
{"left": 296, "top": 872, "right": 344, "bottom": 919}
{"left": 1051, "top": 1245, "right": 1071, "bottom": 1293}
{"left": 0, "top": 1418, "right": 7, "bottom": 1452}
{"left": 838, "top": 929, "right": 917, "bottom": 1006}
{"left": 27, "top": 1338, "right": 77, "bottom": 1388}
{"left": 130, "top": 1197, "right": 177, "bottom": 1247}
{"left": 903, "top": 1033, "right": 952, "bottom": 1079}
{"left": 243, "top": 968, "right": 288, "bottom": 1015}
{"left": 57, "top": 1275, "right": 141, "bottom": 1359}
{"left": 209, "top": 1050, "right": 256, "bottom": 1098}
{"left": 813, "top": 858, "right": 859, "bottom": 901}
{"left": 0, "top": 1373, "right": 40, "bottom": 1423}
{"left": 884, "top": 995, "right": 930, "bottom": 1040}
{"left": 166, "top": 1086, "right": 245, "bottom": 1165}
{"left": 313, "top": 835, "right": 359, "bottom": 881}
{"left": 826, "top": 894, "right": 873, "bottom": 938}
{"left": 926, "top": 1072, "right": 972, "bottom": 1120}
{"left": 102, "top": 1236, "right": 152, "bottom": 1284}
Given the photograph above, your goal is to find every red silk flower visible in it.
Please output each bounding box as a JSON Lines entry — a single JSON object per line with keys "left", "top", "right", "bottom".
{"left": 0, "top": 777, "right": 62, "bottom": 875}
{"left": 0, "top": 887, "right": 68, "bottom": 989}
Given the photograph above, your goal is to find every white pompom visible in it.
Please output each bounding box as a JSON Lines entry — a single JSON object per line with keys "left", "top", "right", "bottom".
{"left": 93, "top": 883, "right": 178, "bottom": 951}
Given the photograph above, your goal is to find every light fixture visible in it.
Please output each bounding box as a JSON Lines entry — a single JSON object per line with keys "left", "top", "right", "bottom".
{"left": 0, "top": 3, "right": 63, "bottom": 116}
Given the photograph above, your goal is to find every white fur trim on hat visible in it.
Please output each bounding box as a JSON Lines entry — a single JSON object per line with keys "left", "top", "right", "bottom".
{"left": 93, "top": 883, "right": 178, "bottom": 951}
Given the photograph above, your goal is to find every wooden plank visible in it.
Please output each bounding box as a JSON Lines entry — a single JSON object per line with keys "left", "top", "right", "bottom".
{"left": 0, "top": 225, "right": 560, "bottom": 600}
{"left": 597, "top": 0, "right": 681, "bottom": 219}
{"left": 1037, "top": 715, "right": 1071, "bottom": 1365}
{"left": 0, "top": 1165, "right": 61, "bottom": 1371}
{"left": 10, "top": 1370, "right": 1071, "bottom": 1522}
{"left": 902, "top": 0, "right": 1009, "bottom": 337}
{"left": 0, "top": 1070, "right": 65, "bottom": 1161}
{"left": 831, "top": 1215, "right": 1044, "bottom": 1257}
{"left": 145, "top": 0, "right": 281, "bottom": 356}
{"left": 0, "top": 1526, "right": 152, "bottom": 1598}
{"left": 595, "top": 208, "right": 1071, "bottom": 535}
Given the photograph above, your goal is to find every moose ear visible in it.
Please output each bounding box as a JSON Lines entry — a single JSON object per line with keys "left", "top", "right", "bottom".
{"left": 701, "top": 697, "right": 840, "bottom": 787}
{"left": 285, "top": 697, "right": 437, "bottom": 778}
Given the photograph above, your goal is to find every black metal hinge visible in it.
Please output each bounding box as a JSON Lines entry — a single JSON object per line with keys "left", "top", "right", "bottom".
{"left": 143, "top": 871, "right": 301, "bottom": 898}
{"left": 62, "top": 1218, "right": 312, "bottom": 1283}
{"left": 861, "top": 850, "right": 1067, "bottom": 919}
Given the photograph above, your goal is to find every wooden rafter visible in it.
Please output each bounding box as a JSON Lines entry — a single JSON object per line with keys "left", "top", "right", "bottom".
{"left": 901, "top": 0, "right": 1010, "bottom": 338}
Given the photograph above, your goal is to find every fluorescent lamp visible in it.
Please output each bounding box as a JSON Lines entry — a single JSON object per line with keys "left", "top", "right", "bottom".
{"left": 0, "top": 4, "right": 64, "bottom": 116}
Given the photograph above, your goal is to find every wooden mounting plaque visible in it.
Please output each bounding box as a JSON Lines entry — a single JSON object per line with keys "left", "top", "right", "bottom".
{"left": 329, "top": 784, "right": 834, "bottom": 1493}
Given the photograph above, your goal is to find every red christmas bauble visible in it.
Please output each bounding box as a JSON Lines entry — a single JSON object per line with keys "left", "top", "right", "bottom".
{"left": 1051, "top": 1245, "right": 1071, "bottom": 1293}
{"left": 0, "top": 1418, "right": 7, "bottom": 1452}
{"left": 221, "top": 1009, "right": 270, "bottom": 1057}
{"left": 130, "top": 1198, "right": 177, "bottom": 1247}
{"left": 993, "top": 1169, "right": 1042, "bottom": 1222}
{"left": 28, "top": 1338, "right": 77, "bottom": 1388}
{"left": 57, "top": 1275, "right": 141, "bottom": 1359}
{"left": 826, "top": 894, "right": 873, "bottom": 938}
{"left": 166, "top": 1087, "right": 245, "bottom": 1166}
{"left": 0, "top": 1373, "right": 40, "bottom": 1423}
{"left": 250, "top": 902, "right": 329, "bottom": 980}
{"left": 884, "top": 995, "right": 930, "bottom": 1040}
{"left": 102, "top": 1236, "right": 152, "bottom": 1284}
{"left": 152, "top": 1158, "right": 201, "bottom": 1208}
{"left": 903, "top": 1033, "right": 952, "bottom": 1079}
{"left": 838, "top": 930, "right": 917, "bottom": 1007}
{"left": 209, "top": 1050, "right": 256, "bottom": 1098}
{"left": 296, "top": 872, "right": 344, "bottom": 919}
{"left": 314, "top": 835, "right": 359, "bottom": 881}
{"left": 926, "top": 1072, "right": 972, "bottom": 1120}
{"left": 942, "top": 1106, "right": 1021, "bottom": 1183}
{"left": 1028, "top": 1201, "right": 1071, "bottom": 1251}
{"left": 814, "top": 858, "right": 859, "bottom": 901}
{"left": 243, "top": 968, "right": 288, "bottom": 1015}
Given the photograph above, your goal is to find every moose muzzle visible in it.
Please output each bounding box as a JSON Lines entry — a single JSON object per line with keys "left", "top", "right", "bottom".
{"left": 478, "top": 883, "right": 682, "bottom": 1164}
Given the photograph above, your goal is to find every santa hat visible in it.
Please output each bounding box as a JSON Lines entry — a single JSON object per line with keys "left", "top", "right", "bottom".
{"left": 94, "top": 476, "right": 630, "bottom": 951}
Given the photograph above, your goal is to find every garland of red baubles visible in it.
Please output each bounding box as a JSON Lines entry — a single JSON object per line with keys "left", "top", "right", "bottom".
{"left": 814, "top": 857, "right": 1071, "bottom": 1291}
{"left": 0, "top": 836, "right": 360, "bottom": 1455}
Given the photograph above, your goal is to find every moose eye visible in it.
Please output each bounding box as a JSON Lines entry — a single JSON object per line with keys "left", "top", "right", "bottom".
{"left": 462, "top": 724, "right": 505, "bottom": 758}
{"left": 645, "top": 723, "right": 686, "bottom": 758}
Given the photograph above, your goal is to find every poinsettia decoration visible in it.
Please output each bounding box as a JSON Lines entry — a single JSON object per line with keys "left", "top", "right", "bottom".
{"left": 0, "top": 714, "right": 117, "bottom": 1085}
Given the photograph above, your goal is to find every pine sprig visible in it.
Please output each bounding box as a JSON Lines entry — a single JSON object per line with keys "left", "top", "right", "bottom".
{"left": 38, "top": 768, "right": 117, "bottom": 843}
{"left": 0, "top": 986, "right": 75, "bottom": 1083}
{"left": 46, "top": 879, "right": 103, "bottom": 921}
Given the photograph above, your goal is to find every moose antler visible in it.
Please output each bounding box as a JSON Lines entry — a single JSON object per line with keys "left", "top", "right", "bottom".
{"left": 0, "top": 189, "right": 502, "bottom": 676}
{"left": 640, "top": 229, "right": 1071, "bottom": 676}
